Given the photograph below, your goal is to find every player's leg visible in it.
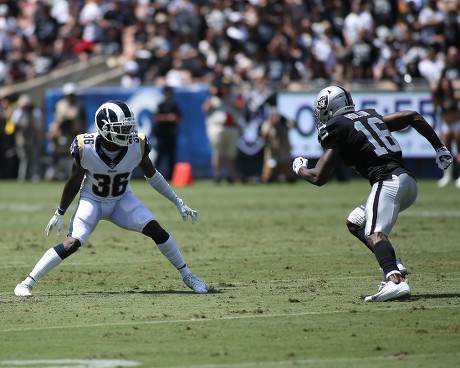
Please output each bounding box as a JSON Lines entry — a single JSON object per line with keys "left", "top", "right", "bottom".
{"left": 112, "top": 193, "right": 208, "bottom": 293}
{"left": 346, "top": 204, "right": 370, "bottom": 250}
{"left": 15, "top": 198, "right": 100, "bottom": 297}
{"left": 363, "top": 175, "right": 415, "bottom": 301}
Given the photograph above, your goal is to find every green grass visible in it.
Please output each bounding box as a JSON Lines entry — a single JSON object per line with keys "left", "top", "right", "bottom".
{"left": 0, "top": 179, "right": 459, "bottom": 368}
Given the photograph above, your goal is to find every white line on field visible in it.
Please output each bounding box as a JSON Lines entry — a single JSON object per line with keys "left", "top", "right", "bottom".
{"left": 1, "top": 305, "right": 458, "bottom": 333}
{"left": 400, "top": 210, "right": 460, "bottom": 217}
{"left": 152, "top": 352, "right": 460, "bottom": 368}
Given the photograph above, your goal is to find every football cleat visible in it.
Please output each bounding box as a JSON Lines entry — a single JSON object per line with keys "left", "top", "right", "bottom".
{"left": 183, "top": 274, "right": 208, "bottom": 294}
{"left": 365, "top": 281, "right": 411, "bottom": 302}
{"left": 14, "top": 282, "right": 33, "bottom": 297}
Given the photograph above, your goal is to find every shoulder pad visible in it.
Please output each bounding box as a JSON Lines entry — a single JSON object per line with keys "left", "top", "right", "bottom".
{"left": 70, "top": 135, "right": 84, "bottom": 162}
{"left": 138, "top": 133, "right": 151, "bottom": 158}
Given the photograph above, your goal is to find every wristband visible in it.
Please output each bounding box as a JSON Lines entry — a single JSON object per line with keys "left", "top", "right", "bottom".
{"left": 57, "top": 206, "right": 66, "bottom": 214}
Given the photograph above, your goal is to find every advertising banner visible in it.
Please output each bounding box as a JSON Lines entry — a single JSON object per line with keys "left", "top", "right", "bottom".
{"left": 277, "top": 90, "right": 439, "bottom": 159}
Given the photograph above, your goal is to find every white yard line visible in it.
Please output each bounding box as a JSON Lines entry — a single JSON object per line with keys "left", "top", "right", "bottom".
{"left": 1, "top": 305, "right": 458, "bottom": 333}
{"left": 154, "top": 352, "right": 460, "bottom": 368}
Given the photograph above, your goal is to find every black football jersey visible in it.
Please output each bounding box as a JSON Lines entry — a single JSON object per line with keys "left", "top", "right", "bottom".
{"left": 318, "top": 109, "right": 413, "bottom": 184}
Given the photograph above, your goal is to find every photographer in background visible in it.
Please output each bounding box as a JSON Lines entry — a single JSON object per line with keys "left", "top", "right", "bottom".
{"left": 202, "top": 80, "right": 244, "bottom": 183}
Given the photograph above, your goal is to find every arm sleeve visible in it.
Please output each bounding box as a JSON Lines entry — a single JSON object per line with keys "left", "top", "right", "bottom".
{"left": 145, "top": 171, "right": 180, "bottom": 205}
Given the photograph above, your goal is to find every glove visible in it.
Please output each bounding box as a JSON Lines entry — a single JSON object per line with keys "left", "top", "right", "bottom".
{"left": 176, "top": 199, "right": 198, "bottom": 224}
{"left": 436, "top": 146, "right": 453, "bottom": 170}
{"left": 293, "top": 157, "right": 308, "bottom": 175}
{"left": 45, "top": 211, "right": 64, "bottom": 236}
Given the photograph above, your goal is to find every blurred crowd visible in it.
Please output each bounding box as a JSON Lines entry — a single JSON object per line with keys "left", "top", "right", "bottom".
{"left": 0, "top": 0, "right": 458, "bottom": 89}
{"left": 1, "top": 0, "right": 460, "bottom": 182}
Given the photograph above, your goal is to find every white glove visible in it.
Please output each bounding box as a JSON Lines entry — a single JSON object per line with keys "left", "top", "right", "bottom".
{"left": 436, "top": 146, "right": 453, "bottom": 170}
{"left": 176, "top": 199, "right": 198, "bottom": 224}
{"left": 45, "top": 211, "right": 64, "bottom": 236}
{"left": 293, "top": 157, "right": 308, "bottom": 175}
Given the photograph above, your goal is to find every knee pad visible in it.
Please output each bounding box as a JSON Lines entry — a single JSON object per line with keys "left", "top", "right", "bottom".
{"left": 347, "top": 204, "right": 366, "bottom": 228}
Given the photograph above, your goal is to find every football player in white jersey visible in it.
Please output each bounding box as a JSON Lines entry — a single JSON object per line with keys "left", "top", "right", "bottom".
{"left": 15, "top": 100, "right": 208, "bottom": 297}
{"left": 292, "top": 85, "right": 453, "bottom": 302}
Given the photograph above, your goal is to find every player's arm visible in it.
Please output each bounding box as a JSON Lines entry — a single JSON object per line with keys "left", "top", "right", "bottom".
{"left": 57, "top": 159, "right": 86, "bottom": 214}
{"left": 293, "top": 140, "right": 341, "bottom": 186}
{"left": 383, "top": 110, "right": 453, "bottom": 170}
{"left": 383, "top": 110, "right": 444, "bottom": 149}
{"left": 45, "top": 159, "right": 85, "bottom": 236}
{"left": 139, "top": 156, "right": 198, "bottom": 224}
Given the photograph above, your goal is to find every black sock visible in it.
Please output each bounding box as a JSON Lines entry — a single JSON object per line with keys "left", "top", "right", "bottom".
{"left": 372, "top": 240, "right": 398, "bottom": 276}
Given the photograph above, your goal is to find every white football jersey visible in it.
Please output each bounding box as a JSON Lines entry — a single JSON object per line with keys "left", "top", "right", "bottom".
{"left": 70, "top": 132, "right": 151, "bottom": 202}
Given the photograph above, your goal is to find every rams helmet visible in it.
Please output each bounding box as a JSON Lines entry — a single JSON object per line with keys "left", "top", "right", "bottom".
{"left": 95, "top": 100, "right": 138, "bottom": 146}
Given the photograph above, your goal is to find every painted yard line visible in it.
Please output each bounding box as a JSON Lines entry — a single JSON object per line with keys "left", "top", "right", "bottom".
{"left": 400, "top": 210, "right": 460, "bottom": 217}
{"left": 0, "top": 203, "right": 45, "bottom": 212}
{"left": 153, "top": 352, "right": 460, "bottom": 368}
{"left": 2, "top": 304, "right": 458, "bottom": 333}
{"left": 1, "top": 353, "right": 459, "bottom": 368}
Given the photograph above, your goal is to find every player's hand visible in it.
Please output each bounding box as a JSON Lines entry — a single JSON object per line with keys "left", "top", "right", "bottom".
{"left": 176, "top": 199, "right": 198, "bottom": 224}
{"left": 45, "top": 211, "right": 64, "bottom": 236}
{"left": 435, "top": 146, "right": 453, "bottom": 170}
{"left": 293, "top": 157, "right": 308, "bottom": 175}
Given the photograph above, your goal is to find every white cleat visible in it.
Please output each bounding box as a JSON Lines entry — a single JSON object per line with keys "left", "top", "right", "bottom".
{"left": 365, "top": 281, "right": 411, "bottom": 302}
{"left": 183, "top": 274, "right": 208, "bottom": 294}
{"left": 14, "top": 282, "right": 33, "bottom": 297}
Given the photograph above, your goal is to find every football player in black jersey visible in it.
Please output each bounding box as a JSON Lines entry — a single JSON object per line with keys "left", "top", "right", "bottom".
{"left": 293, "top": 85, "right": 453, "bottom": 302}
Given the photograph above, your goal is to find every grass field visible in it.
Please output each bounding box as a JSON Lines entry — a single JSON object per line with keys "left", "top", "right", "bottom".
{"left": 0, "top": 178, "right": 459, "bottom": 368}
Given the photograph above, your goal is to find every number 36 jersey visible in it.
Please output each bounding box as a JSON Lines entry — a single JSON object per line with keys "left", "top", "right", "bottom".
{"left": 318, "top": 109, "right": 413, "bottom": 185}
{"left": 70, "top": 133, "right": 151, "bottom": 201}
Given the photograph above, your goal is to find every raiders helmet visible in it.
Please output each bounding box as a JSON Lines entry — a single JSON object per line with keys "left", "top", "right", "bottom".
{"left": 313, "top": 85, "right": 355, "bottom": 128}
{"left": 95, "top": 100, "right": 138, "bottom": 146}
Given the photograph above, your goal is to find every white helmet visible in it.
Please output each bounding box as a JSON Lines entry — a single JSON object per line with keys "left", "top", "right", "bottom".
{"left": 95, "top": 100, "right": 138, "bottom": 146}
{"left": 313, "top": 85, "right": 355, "bottom": 127}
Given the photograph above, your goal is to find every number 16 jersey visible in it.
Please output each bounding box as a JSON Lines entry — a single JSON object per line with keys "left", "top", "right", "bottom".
{"left": 318, "top": 109, "right": 413, "bottom": 185}
{"left": 70, "top": 133, "right": 151, "bottom": 201}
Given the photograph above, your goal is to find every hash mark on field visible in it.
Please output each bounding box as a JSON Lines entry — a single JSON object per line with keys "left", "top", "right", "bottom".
{"left": 1, "top": 305, "right": 458, "bottom": 333}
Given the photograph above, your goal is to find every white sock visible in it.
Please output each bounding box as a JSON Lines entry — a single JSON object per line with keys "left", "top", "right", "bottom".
{"left": 157, "top": 236, "right": 191, "bottom": 277}
{"left": 26, "top": 248, "right": 64, "bottom": 286}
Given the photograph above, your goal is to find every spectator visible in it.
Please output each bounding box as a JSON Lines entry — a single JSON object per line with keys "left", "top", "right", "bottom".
{"left": 259, "top": 107, "right": 296, "bottom": 183}
{"left": 202, "top": 81, "right": 244, "bottom": 183}
{"left": 121, "top": 60, "right": 141, "bottom": 88}
{"left": 432, "top": 75, "right": 460, "bottom": 188}
{"left": 342, "top": 0, "right": 374, "bottom": 48}
{"left": 418, "top": 44, "right": 445, "bottom": 88}
{"left": 10, "top": 94, "right": 43, "bottom": 182}
{"left": 162, "top": 58, "right": 193, "bottom": 88}
{"left": 153, "top": 86, "right": 182, "bottom": 180}
{"left": 45, "top": 83, "right": 85, "bottom": 181}
{"left": 442, "top": 46, "right": 460, "bottom": 84}
{"left": 417, "top": 0, "right": 444, "bottom": 43}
